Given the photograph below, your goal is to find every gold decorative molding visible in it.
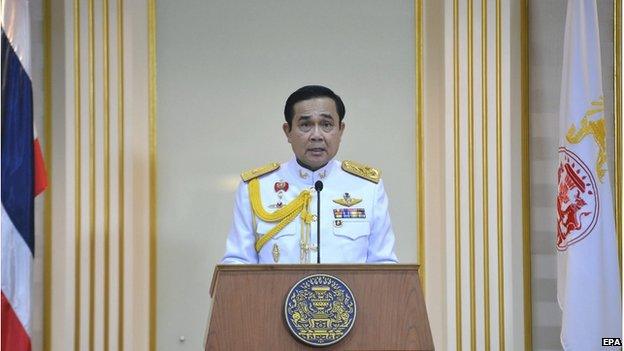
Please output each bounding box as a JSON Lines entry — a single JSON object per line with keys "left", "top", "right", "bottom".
{"left": 117, "top": 0, "right": 126, "bottom": 349}
{"left": 73, "top": 0, "right": 82, "bottom": 349}
{"left": 415, "top": 0, "right": 425, "bottom": 297}
{"left": 481, "top": 0, "right": 491, "bottom": 349}
{"left": 520, "top": 0, "right": 533, "bottom": 349}
{"left": 453, "top": 0, "right": 462, "bottom": 350}
{"left": 148, "top": 0, "right": 158, "bottom": 349}
{"left": 467, "top": 1, "right": 477, "bottom": 349}
{"left": 614, "top": 0, "right": 622, "bottom": 270}
{"left": 102, "top": 0, "right": 111, "bottom": 348}
{"left": 495, "top": 0, "right": 506, "bottom": 349}
{"left": 43, "top": 0, "right": 52, "bottom": 350}
{"left": 87, "top": 0, "right": 96, "bottom": 348}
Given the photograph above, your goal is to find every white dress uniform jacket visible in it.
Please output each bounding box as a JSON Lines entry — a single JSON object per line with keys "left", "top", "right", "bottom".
{"left": 221, "top": 158, "right": 398, "bottom": 264}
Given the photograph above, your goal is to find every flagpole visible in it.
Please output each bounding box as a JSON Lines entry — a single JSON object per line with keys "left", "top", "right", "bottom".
{"left": 614, "top": 0, "right": 622, "bottom": 273}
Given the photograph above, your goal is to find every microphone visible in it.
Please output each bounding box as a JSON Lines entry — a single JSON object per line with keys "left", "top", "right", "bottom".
{"left": 314, "top": 181, "right": 323, "bottom": 264}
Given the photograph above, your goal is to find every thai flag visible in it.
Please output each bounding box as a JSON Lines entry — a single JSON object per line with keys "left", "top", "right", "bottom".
{"left": 1, "top": 1, "right": 48, "bottom": 350}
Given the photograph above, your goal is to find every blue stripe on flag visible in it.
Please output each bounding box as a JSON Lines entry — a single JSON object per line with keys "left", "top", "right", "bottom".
{"left": 1, "top": 29, "right": 35, "bottom": 255}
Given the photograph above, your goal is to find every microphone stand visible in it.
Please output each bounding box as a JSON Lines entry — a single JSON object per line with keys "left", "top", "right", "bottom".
{"left": 314, "top": 181, "right": 323, "bottom": 264}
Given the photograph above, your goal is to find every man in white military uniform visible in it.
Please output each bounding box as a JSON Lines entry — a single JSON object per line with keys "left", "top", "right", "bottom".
{"left": 221, "top": 85, "right": 397, "bottom": 264}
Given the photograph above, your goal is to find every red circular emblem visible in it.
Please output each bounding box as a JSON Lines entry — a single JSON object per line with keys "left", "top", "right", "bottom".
{"left": 556, "top": 147, "right": 599, "bottom": 250}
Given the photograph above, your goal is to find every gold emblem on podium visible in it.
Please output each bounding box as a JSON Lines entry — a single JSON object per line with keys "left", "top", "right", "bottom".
{"left": 284, "top": 274, "right": 356, "bottom": 346}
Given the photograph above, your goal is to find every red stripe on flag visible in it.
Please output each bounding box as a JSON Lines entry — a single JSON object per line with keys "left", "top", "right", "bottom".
{"left": 33, "top": 138, "right": 47, "bottom": 196}
{"left": 1, "top": 292, "right": 31, "bottom": 351}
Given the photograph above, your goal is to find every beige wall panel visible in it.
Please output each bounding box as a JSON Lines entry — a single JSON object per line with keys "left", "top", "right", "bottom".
{"left": 44, "top": 0, "right": 152, "bottom": 350}
{"left": 443, "top": 0, "right": 526, "bottom": 350}
{"left": 48, "top": 0, "right": 71, "bottom": 349}
{"left": 423, "top": 2, "right": 447, "bottom": 351}
{"left": 29, "top": 0, "right": 45, "bottom": 349}
{"left": 124, "top": 0, "right": 151, "bottom": 349}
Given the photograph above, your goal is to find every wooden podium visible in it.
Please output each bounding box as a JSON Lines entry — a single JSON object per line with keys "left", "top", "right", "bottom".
{"left": 205, "top": 264, "right": 434, "bottom": 350}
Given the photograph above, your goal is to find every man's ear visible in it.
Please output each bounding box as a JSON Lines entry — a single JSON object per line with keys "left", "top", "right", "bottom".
{"left": 282, "top": 122, "right": 292, "bottom": 143}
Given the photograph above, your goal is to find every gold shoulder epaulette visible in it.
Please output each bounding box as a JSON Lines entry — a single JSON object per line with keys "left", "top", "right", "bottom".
{"left": 341, "top": 160, "right": 381, "bottom": 183}
{"left": 240, "top": 162, "right": 280, "bottom": 182}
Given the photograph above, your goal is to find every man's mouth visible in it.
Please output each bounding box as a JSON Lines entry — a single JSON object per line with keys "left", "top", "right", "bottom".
{"left": 307, "top": 147, "right": 326, "bottom": 154}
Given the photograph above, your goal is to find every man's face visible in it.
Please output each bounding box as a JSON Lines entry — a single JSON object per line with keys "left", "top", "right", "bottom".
{"left": 283, "top": 97, "right": 345, "bottom": 170}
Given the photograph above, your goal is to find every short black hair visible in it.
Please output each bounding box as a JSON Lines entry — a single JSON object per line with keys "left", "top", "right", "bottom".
{"left": 284, "top": 85, "right": 346, "bottom": 128}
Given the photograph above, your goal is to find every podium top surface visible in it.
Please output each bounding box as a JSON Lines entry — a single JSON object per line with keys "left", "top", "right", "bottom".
{"left": 210, "top": 264, "right": 419, "bottom": 296}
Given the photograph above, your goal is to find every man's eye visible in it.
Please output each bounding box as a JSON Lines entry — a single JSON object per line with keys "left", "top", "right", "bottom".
{"left": 321, "top": 122, "right": 334, "bottom": 131}
{"left": 298, "top": 122, "right": 312, "bottom": 131}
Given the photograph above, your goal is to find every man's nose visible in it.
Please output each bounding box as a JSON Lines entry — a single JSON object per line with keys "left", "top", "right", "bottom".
{"left": 310, "top": 125, "right": 323, "bottom": 140}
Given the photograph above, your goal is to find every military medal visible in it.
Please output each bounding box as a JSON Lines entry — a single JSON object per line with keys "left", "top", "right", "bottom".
{"left": 332, "top": 192, "right": 362, "bottom": 207}
{"left": 270, "top": 180, "right": 289, "bottom": 208}
{"left": 333, "top": 208, "right": 366, "bottom": 219}
{"left": 274, "top": 181, "right": 289, "bottom": 192}
{"left": 272, "top": 243, "right": 280, "bottom": 263}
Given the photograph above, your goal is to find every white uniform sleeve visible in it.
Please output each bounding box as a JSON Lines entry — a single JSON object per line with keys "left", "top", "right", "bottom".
{"left": 221, "top": 181, "right": 259, "bottom": 264}
{"left": 366, "top": 179, "right": 399, "bottom": 263}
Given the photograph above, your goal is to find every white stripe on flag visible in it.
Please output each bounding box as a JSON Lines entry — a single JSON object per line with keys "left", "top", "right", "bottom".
{"left": 1, "top": 0, "right": 31, "bottom": 77}
{"left": 1, "top": 205, "right": 33, "bottom": 335}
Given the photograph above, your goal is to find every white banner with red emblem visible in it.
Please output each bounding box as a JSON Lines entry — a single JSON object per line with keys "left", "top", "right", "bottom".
{"left": 556, "top": 0, "right": 622, "bottom": 349}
